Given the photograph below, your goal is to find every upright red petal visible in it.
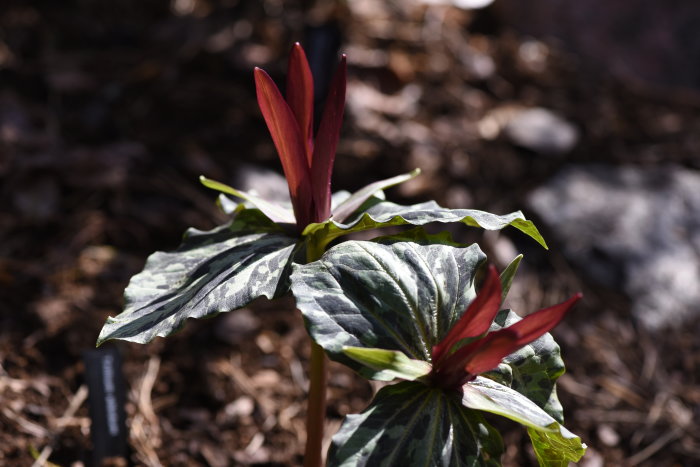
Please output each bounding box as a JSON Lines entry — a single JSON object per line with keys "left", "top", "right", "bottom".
{"left": 432, "top": 266, "right": 502, "bottom": 363}
{"left": 429, "top": 287, "right": 582, "bottom": 390}
{"left": 310, "top": 55, "right": 346, "bottom": 223}
{"left": 458, "top": 293, "right": 582, "bottom": 381}
{"left": 508, "top": 293, "right": 583, "bottom": 347}
{"left": 286, "top": 43, "right": 315, "bottom": 163}
{"left": 254, "top": 67, "right": 313, "bottom": 227}
{"left": 463, "top": 330, "right": 520, "bottom": 377}
{"left": 431, "top": 329, "right": 519, "bottom": 389}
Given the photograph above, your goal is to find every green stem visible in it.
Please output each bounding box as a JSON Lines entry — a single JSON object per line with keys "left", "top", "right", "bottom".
{"left": 303, "top": 236, "right": 329, "bottom": 466}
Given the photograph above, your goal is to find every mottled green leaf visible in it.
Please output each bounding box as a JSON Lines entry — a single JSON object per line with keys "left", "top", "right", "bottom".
{"left": 484, "top": 309, "right": 566, "bottom": 422}
{"left": 200, "top": 175, "right": 296, "bottom": 224}
{"left": 331, "top": 169, "right": 421, "bottom": 223}
{"left": 303, "top": 198, "right": 547, "bottom": 249}
{"left": 291, "top": 236, "right": 486, "bottom": 379}
{"left": 329, "top": 381, "right": 503, "bottom": 467}
{"left": 97, "top": 209, "right": 300, "bottom": 345}
{"left": 498, "top": 255, "right": 522, "bottom": 303}
{"left": 462, "top": 377, "right": 557, "bottom": 429}
{"left": 371, "top": 227, "right": 465, "bottom": 247}
{"left": 342, "top": 347, "right": 432, "bottom": 382}
{"left": 462, "top": 377, "right": 585, "bottom": 465}
{"left": 528, "top": 426, "right": 587, "bottom": 467}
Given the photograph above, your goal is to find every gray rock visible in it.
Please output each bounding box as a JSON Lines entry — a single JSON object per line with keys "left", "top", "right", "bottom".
{"left": 504, "top": 107, "right": 579, "bottom": 156}
{"left": 528, "top": 165, "right": 700, "bottom": 330}
{"left": 214, "top": 307, "right": 261, "bottom": 344}
{"left": 233, "top": 163, "right": 290, "bottom": 204}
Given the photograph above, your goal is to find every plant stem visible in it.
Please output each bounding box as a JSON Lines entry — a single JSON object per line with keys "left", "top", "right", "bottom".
{"left": 304, "top": 341, "right": 328, "bottom": 467}
{"left": 303, "top": 236, "right": 329, "bottom": 466}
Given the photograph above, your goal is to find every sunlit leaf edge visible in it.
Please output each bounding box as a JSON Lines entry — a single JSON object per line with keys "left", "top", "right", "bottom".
{"left": 303, "top": 199, "right": 547, "bottom": 249}
{"left": 462, "top": 377, "right": 586, "bottom": 465}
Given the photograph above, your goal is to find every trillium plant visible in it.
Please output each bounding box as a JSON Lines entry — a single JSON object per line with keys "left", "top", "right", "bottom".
{"left": 98, "top": 44, "right": 587, "bottom": 466}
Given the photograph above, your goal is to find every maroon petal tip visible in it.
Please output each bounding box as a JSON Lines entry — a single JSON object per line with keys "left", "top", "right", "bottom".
{"left": 509, "top": 293, "right": 583, "bottom": 347}
{"left": 286, "top": 42, "right": 315, "bottom": 163}
{"left": 309, "top": 54, "right": 347, "bottom": 222}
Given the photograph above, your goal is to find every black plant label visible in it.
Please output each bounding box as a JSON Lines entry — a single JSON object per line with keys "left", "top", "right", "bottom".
{"left": 84, "top": 346, "right": 128, "bottom": 464}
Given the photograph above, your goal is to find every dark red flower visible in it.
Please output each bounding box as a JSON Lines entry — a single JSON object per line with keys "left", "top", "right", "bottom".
{"left": 254, "top": 43, "right": 347, "bottom": 230}
{"left": 430, "top": 265, "right": 582, "bottom": 389}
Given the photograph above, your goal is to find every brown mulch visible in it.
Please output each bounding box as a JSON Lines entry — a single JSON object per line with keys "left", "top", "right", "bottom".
{"left": 1, "top": 1, "right": 699, "bottom": 466}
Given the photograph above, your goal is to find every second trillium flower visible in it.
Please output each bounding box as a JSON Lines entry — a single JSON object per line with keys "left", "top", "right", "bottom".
{"left": 429, "top": 265, "right": 582, "bottom": 389}
{"left": 291, "top": 239, "right": 587, "bottom": 465}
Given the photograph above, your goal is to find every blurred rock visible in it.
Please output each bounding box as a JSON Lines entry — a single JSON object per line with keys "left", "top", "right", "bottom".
{"left": 503, "top": 107, "right": 578, "bottom": 156}
{"left": 528, "top": 165, "right": 700, "bottom": 330}
{"left": 214, "top": 307, "right": 261, "bottom": 344}
{"left": 232, "top": 163, "right": 290, "bottom": 205}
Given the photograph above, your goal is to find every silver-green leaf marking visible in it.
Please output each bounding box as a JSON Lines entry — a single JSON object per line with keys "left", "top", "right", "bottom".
{"left": 97, "top": 210, "right": 299, "bottom": 345}
{"left": 291, "top": 233, "right": 486, "bottom": 379}
{"left": 329, "top": 381, "right": 503, "bottom": 467}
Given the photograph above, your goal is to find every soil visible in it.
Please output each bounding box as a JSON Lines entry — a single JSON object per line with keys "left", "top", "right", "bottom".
{"left": 1, "top": 1, "right": 698, "bottom": 466}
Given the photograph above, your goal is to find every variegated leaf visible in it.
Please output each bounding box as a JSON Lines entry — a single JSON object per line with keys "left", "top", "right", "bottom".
{"left": 200, "top": 175, "right": 296, "bottom": 224}
{"left": 483, "top": 309, "right": 566, "bottom": 422}
{"left": 498, "top": 254, "right": 522, "bottom": 303}
{"left": 462, "top": 377, "right": 586, "bottom": 466}
{"left": 329, "top": 381, "right": 503, "bottom": 467}
{"left": 303, "top": 198, "right": 547, "bottom": 249}
{"left": 528, "top": 426, "right": 588, "bottom": 467}
{"left": 291, "top": 233, "right": 486, "bottom": 379}
{"left": 342, "top": 347, "right": 432, "bottom": 382}
{"left": 97, "top": 209, "right": 300, "bottom": 345}
{"left": 331, "top": 169, "right": 421, "bottom": 223}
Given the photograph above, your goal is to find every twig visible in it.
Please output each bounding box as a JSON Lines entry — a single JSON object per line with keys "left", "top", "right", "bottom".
{"left": 130, "top": 356, "right": 162, "bottom": 467}
{"left": 31, "top": 384, "right": 88, "bottom": 467}
{"left": 138, "top": 356, "right": 161, "bottom": 428}
{"left": 627, "top": 426, "right": 683, "bottom": 466}
{"left": 2, "top": 407, "right": 48, "bottom": 438}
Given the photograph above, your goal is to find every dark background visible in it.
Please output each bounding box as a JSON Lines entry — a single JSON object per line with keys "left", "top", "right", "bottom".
{"left": 1, "top": 0, "right": 698, "bottom": 465}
